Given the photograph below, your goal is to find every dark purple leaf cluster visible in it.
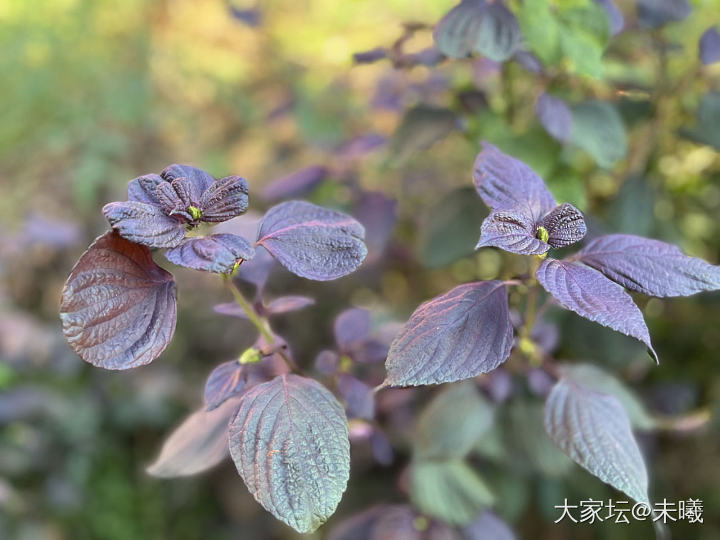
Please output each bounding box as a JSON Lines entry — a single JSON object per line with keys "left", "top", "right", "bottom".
{"left": 385, "top": 145, "right": 720, "bottom": 386}
{"left": 474, "top": 142, "right": 587, "bottom": 256}
{"left": 61, "top": 165, "right": 368, "bottom": 371}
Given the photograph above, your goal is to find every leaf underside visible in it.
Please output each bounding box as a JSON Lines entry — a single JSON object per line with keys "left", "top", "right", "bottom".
{"left": 544, "top": 379, "right": 650, "bottom": 505}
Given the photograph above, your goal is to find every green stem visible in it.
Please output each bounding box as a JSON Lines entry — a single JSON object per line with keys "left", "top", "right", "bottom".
{"left": 222, "top": 275, "right": 302, "bottom": 374}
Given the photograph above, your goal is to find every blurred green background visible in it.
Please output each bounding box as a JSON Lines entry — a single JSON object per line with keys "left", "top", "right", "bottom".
{"left": 1, "top": 0, "right": 719, "bottom": 538}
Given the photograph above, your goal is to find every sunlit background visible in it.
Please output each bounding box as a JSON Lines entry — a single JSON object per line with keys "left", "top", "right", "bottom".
{"left": 1, "top": 0, "right": 719, "bottom": 538}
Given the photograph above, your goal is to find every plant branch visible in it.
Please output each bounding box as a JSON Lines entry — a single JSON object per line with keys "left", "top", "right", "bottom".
{"left": 222, "top": 275, "right": 303, "bottom": 374}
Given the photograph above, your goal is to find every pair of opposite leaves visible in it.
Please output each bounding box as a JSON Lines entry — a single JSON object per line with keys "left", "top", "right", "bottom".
{"left": 59, "top": 164, "right": 368, "bottom": 370}
{"left": 385, "top": 142, "right": 720, "bottom": 387}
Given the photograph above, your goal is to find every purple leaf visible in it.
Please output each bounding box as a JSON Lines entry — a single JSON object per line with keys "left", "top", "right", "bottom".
{"left": 637, "top": 0, "right": 691, "bottom": 29}
{"left": 204, "top": 361, "right": 247, "bottom": 411}
{"left": 385, "top": 281, "right": 513, "bottom": 386}
{"left": 60, "top": 231, "right": 177, "bottom": 370}
{"left": 338, "top": 374, "right": 375, "bottom": 420}
{"left": 434, "top": 0, "right": 523, "bottom": 62}
{"left": 336, "top": 134, "right": 387, "bottom": 159}
{"left": 102, "top": 201, "right": 186, "bottom": 248}
{"left": 261, "top": 166, "right": 329, "bottom": 201}
{"left": 594, "top": 0, "right": 624, "bottom": 35}
{"left": 256, "top": 201, "right": 367, "bottom": 281}
{"left": 545, "top": 379, "right": 650, "bottom": 504}
{"left": 265, "top": 295, "right": 315, "bottom": 315}
{"left": 314, "top": 350, "right": 340, "bottom": 374}
{"left": 214, "top": 213, "right": 277, "bottom": 289}
{"left": 213, "top": 302, "right": 249, "bottom": 319}
{"left": 327, "top": 505, "right": 417, "bottom": 540}
{"left": 350, "top": 339, "right": 389, "bottom": 364}
{"left": 334, "top": 307, "right": 371, "bottom": 350}
{"left": 535, "top": 259, "right": 657, "bottom": 361}
{"left": 353, "top": 47, "right": 388, "bottom": 64}
{"left": 156, "top": 177, "right": 195, "bottom": 221}
{"left": 535, "top": 94, "right": 572, "bottom": 143}
{"left": 700, "top": 27, "right": 720, "bottom": 65}
{"left": 199, "top": 175, "right": 249, "bottom": 222}
{"left": 464, "top": 511, "right": 517, "bottom": 540}
{"left": 576, "top": 234, "right": 720, "bottom": 297}
{"left": 127, "top": 173, "right": 164, "bottom": 205}
{"left": 228, "top": 374, "right": 350, "bottom": 533}
{"left": 369, "top": 428, "right": 394, "bottom": 466}
{"left": 146, "top": 396, "right": 240, "bottom": 477}
{"left": 538, "top": 203, "right": 587, "bottom": 248}
{"left": 354, "top": 192, "right": 397, "bottom": 262}
{"left": 476, "top": 209, "right": 550, "bottom": 255}
{"left": 473, "top": 142, "right": 556, "bottom": 220}
{"left": 164, "top": 234, "right": 254, "bottom": 274}
{"left": 513, "top": 50, "right": 543, "bottom": 73}
{"left": 229, "top": 6, "right": 261, "bottom": 27}
{"left": 161, "top": 164, "right": 215, "bottom": 203}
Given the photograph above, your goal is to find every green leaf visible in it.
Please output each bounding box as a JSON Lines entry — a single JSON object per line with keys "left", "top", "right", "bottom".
{"left": 682, "top": 92, "right": 720, "bottom": 149}
{"left": 416, "top": 187, "right": 487, "bottom": 268}
{"left": 507, "top": 401, "right": 574, "bottom": 476}
{"left": 228, "top": 375, "right": 350, "bottom": 533}
{"left": 410, "top": 459, "right": 494, "bottom": 525}
{"left": 415, "top": 382, "right": 494, "bottom": 459}
{"left": 544, "top": 379, "right": 650, "bottom": 505}
{"left": 559, "top": 363, "right": 656, "bottom": 430}
{"left": 559, "top": 27, "right": 605, "bottom": 78}
{"left": 390, "top": 105, "right": 458, "bottom": 164}
{"left": 515, "top": 0, "right": 561, "bottom": 64}
{"left": 570, "top": 101, "right": 627, "bottom": 167}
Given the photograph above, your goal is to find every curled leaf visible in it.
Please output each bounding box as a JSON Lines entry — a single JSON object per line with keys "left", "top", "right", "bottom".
{"left": 228, "top": 374, "right": 350, "bottom": 533}
{"left": 146, "top": 396, "right": 240, "bottom": 477}
{"left": 385, "top": 281, "right": 513, "bottom": 386}
{"left": 576, "top": 234, "right": 720, "bottom": 297}
{"left": 544, "top": 379, "right": 650, "bottom": 505}
{"left": 60, "top": 231, "right": 177, "bottom": 370}
{"left": 535, "top": 259, "right": 657, "bottom": 361}
{"left": 165, "top": 234, "right": 255, "bottom": 274}
{"left": 199, "top": 175, "right": 249, "bottom": 222}
{"left": 256, "top": 201, "right": 367, "bottom": 281}
{"left": 538, "top": 203, "right": 587, "bottom": 248}
{"left": 127, "top": 173, "right": 164, "bottom": 205}
{"left": 477, "top": 209, "right": 550, "bottom": 255}
{"left": 161, "top": 164, "right": 215, "bottom": 202}
{"left": 156, "top": 177, "right": 195, "bottom": 221}
{"left": 103, "top": 201, "right": 187, "bottom": 248}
